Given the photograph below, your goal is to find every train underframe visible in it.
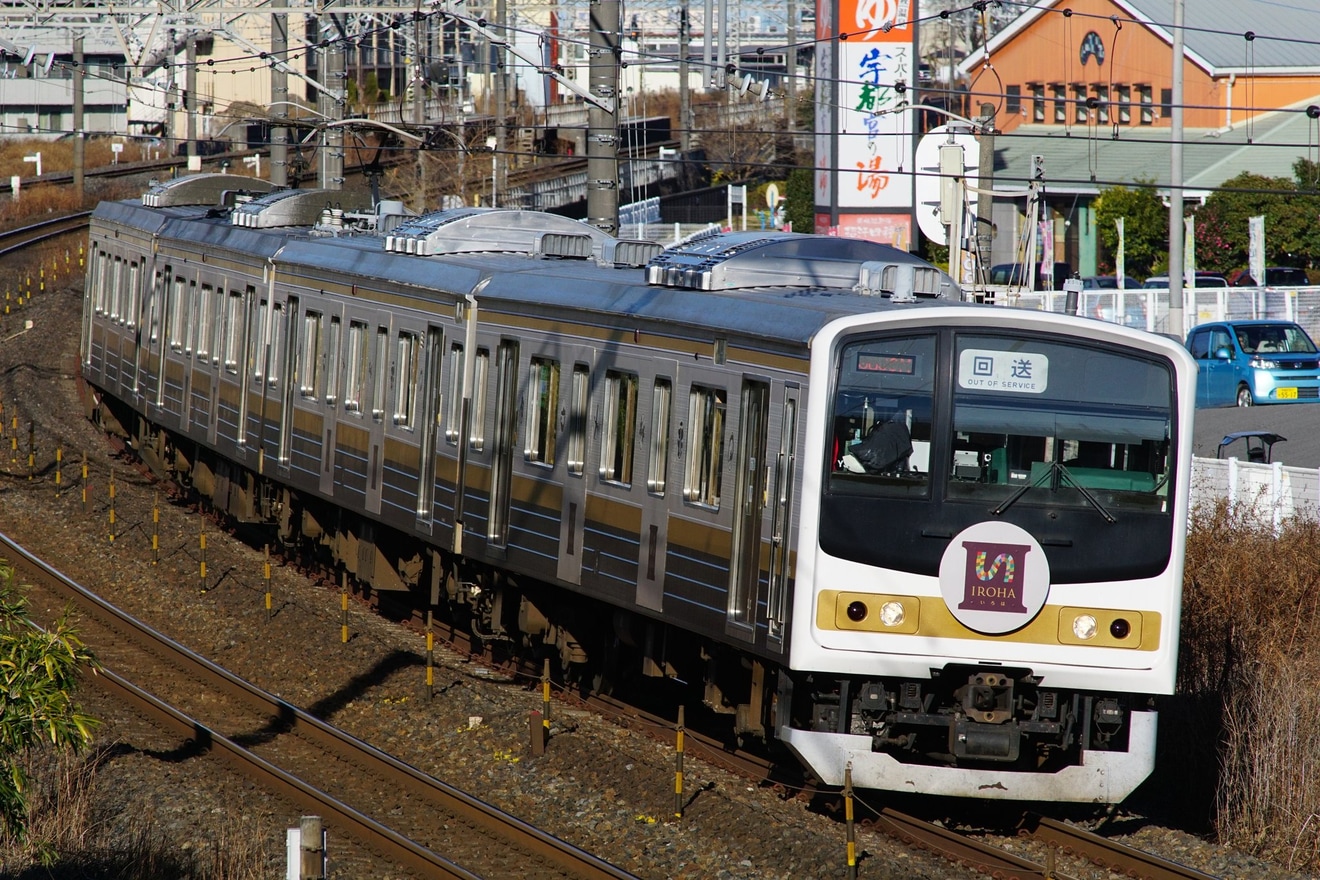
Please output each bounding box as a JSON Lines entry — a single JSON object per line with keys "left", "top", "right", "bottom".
{"left": 796, "top": 666, "right": 1138, "bottom": 773}
{"left": 90, "top": 391, "right": 781, "bottom": 751}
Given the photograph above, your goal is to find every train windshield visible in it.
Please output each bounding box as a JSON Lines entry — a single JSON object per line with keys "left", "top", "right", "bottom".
{"left": 829, "top": 331, "right": 1174, "bottom": 514}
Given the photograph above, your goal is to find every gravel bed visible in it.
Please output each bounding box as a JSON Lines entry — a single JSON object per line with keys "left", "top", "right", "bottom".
{"left": 0, "top": 261, "right": 1312, "bottom": 879}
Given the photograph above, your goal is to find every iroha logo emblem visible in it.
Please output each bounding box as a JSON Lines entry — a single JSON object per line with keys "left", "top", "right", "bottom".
{"left": 938, "top": 522, "right": 1050, "bottom": 634}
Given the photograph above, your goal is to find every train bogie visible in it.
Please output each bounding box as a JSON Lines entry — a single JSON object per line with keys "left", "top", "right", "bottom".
{"left": 81, "top": 175, "right": 1195, "bottom": 803}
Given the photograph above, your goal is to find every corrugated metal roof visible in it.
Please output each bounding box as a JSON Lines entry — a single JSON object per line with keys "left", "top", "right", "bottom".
{"left": 988, "top": 0, "right": 1320, "bottom": 74}
{"left": 991, "top": 99, "right": 1320, "bottom": 195}
{"left": 1123, "top": 0, "right": 1320, "bottom": 71}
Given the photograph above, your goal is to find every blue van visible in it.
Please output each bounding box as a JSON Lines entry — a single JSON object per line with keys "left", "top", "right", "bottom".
{"left": 1185, "top": 320, "right": 1320, "bottom": 407}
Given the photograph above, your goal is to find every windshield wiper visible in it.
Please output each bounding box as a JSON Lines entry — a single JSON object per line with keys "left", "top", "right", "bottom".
{"left": 989, "top": 461, "right": 1117, "bottom": 523}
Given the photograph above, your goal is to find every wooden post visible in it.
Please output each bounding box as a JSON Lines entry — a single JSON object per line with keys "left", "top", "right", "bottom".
{"left": 264, "top": 544, "right": 272, "bottom": 621}
{"left": 844, "top": 763, "right": 857, "bottom": 879}
{"left": 425, "top": 608, "right": 434, "bottom": 698}
{"left": 54, "top": 446, "right": 62, "bottom": 496}
{"left": 341, "top": 571, "right": 349, "bottom": 643}
{"left": 542, "top": 657, "right": 552, "bottom": 734}
{"left": 674, "top": 704, "right": 685, "bottom": 819}
{"left": 299, "top": 815, "right": 324, "bottom": 880}
{"left": 530, "top": 710, "right": 544, "bottom": 756}
{"left": 26, "top": 420, "right": 33, "bottom": 479}
{"left": 199, "top": 528, "right": 207, "bottom": 591}
{"left": 152, "top": 494, "right": 160, "bottom": 565}
{"left": 108, "top": 468, "right": 116, "bottom": 543}
{"left": 82, "top": 454, "right": 88, "bottom": 514}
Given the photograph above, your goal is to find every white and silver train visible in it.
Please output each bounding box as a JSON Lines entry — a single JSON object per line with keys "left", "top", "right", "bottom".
{"left": 81, "top": 174, "right": 1196, "bottom": 802}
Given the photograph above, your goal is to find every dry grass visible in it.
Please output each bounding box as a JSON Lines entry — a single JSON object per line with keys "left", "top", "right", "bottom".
{"left": 1178, "top": 498, "right": 1320, "bottom": 869}
{"left": 0, "top": 743, "right": 268, "bottom": 880}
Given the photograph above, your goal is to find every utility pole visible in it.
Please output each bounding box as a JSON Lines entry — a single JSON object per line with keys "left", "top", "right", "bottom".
{"left": 270, "top": 0, "right": 288, "bottom": 186}
{"left": 319, "top": 22, "right": 345, "bottom": 191}
{"left": 186, "top": 34, "right": 198, "bottom": 171}
{"left": 786, "top": 0, "right": 796, "bottom": 133}
{"left": 586, "top": 0, "right": 620, "bottom": 234}
{"left": 73, "top": 35, "right": 84, "bottom": 195}
{"left": 1168, "top": 0, "right": 1185, "bottom": 337}
{"left": 494, "top": 0, "right": 508, "bottom": 202}
{"left": 974, "top": 101, "right": 995, "bottom": 283}
{"left": 678, "top": 0, "right": 691, "bottom": 153}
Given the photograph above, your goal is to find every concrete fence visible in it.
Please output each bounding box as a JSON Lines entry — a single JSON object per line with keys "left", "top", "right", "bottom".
{"left": 1190, "top": 455, "right": 1320, "bottom": 533}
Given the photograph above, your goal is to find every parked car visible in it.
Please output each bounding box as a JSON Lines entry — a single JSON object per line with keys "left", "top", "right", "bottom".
{"left": 1143, "top": 272, "right": 1229, "bottom": 288}
{"left": 1081, "top": 275, "right": 1142, "bottom": 289}
{"left": 1185, "top": 319, "right": 1320, "bottom": 407}
{"left": 1232, "top": 267, "right": 1311, "bottom": 287}
{"left": 1084, "top": 277, "right": 1147, "bottom": 327}
{"left": 987, "top": 261, "right": 1073, "bottom": 291}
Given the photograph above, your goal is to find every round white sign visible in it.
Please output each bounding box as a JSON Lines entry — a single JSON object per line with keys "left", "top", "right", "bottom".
{"left": 937, "top": 521, "right": 1051, "bottom": 634}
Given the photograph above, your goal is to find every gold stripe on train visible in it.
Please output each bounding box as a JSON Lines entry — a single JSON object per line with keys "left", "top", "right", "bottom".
{"left": 815, "top": 591, "right": 1159, "bottom": 651}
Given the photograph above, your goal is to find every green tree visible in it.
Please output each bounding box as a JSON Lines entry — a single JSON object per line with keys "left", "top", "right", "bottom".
{"left": 784, "top": 167, "right": 814, "bottom": 234}
{"left": 1190, "top": 170, "right": 1320, "bottom": 274}
{"left": 0, "top": 562, "right": 98, "bottom": 845}
{"left": 1093, "top": 181, "right": 1167, "bottom": 279}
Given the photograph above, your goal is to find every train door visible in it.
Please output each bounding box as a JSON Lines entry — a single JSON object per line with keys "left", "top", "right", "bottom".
{"left": 727, "top": 377, "right": 770, "bottom": 641}
{"left": 137, "top": 263, "right": 165, "bottom": 408}
{"left": 364, "top": 322, "right": 390, "bottom": 515}
{"left": 318, "top": 314, "right": 342, "bottom": 496}
{"left": 635, "top": 363, "right": 676, "bottom": 610}
{"left": 557, "top": 360, "right": 592, "bottom": 584}
{"left": 488, "top": 338, "right": 520, "bottom": 547}
{"left": 276, "top": 296, "right": 300, "bottom": 468}
{"left": 415, "top": 325, "right": 445, "bottom": 532}
{"left": 205, "top": 282, "right": 224, "bottom": 446}
{"left": 766, "top": 384, "right": 799, "bottom": 647}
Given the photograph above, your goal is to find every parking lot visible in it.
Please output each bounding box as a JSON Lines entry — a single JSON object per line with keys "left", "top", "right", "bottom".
{"left": 1193, "top": 403, "right": 1320, "bottom": 467}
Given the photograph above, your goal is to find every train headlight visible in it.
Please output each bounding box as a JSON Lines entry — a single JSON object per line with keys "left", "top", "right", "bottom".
{"left": 879, "top": 601, "right": 906, "bottom": 627}
{"left": 1071, "top": 614, "right": 1098, "bottom": 640}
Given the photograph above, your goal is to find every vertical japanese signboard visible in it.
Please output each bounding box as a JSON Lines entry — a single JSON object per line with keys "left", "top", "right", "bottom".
{"left": 816, "top": 0, "right": 916, "bottom": 242}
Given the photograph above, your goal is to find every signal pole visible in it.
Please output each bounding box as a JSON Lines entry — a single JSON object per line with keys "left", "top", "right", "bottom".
{"left": 271, "top": 0, "right": 288, "bottom": 186}
{"left": 586, "top": 0, "right": 620, "bottom": 234}
{"left": 73, "top": 35, "right": 84, "bottom": 194}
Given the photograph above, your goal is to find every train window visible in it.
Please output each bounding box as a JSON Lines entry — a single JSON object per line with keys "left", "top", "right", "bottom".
{"left": 445, "top": 343, "right": 463, "bottom": 444}
{"left": 947, "top": 334, "right": 1173, "bottom": 509}
{"left": 525, "top": 357, "right": 560, "bottom": 466}
{"left": 250, "top": 299, "right": 267, "bottom": 381}
{"left": 600, "top": 370, "right": 638, "bottom": 486}
{"left": 324, "top": 316, "right": 342, "bottom": 403}
{"left": 371, "top": 327, "right": 389, "bottom": 420}
{"left": 109, "top": 257, "right": 123, "bottom": 321}
{"left": 470, "top": 349, "right": 489, "bottom": 452}
{"left": 299, "top": 312, "right": 323, "bottom": 398}
{"left": 223, "top": 291, "right": 244, "bottom": 373}
{"left": 168, "top": 277, "right": 186, "bottom": 352}
{"left": 828, "top": 334, "right": 935, "bottom": 498}
{"left": 394, "top": 331, "right": 421, "bottom": 428}
{"left": 647, "top": 378, "right": 672, "bottom": 495}
{"left": 148, "top": 272, "right": 164, "bottom": 343}
{"left": 344, "top": 320, "right": 368, "bottom": 413}
{"left": 567, "top": 364, "right": 589, "bottom": 475}
{"left": 185, "top": 281, "right": 199, "bottom": 355}
{"left": 267, "top": 302, "right": 285, "bottom": 386}
{"left": 209, "top": 286, "right": 223, "bottom": 364}
{"left": 89, "top": 251, "right": 104, "bottom": 315}
{"left": 126, "top": 261, "right": 140, "bottom": 329}
{"left": 684, "top": 385, "right": 725, "bottom": 509}
{"left": 196, "top": 285, "right": 214, "bottom": 360}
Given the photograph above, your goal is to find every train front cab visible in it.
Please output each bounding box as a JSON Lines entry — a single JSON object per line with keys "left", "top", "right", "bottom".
{"left": 780, "top": 311, "right": 1196, "bottom": 802}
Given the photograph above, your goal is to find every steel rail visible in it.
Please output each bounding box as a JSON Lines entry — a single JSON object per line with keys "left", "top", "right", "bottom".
{"left": 874, "top": 808, "right": 1062, "bottom": 880}
{"left": 1021, "top": 813, "right": 1220, "bottom": 880}
{"left": 0, "top": 212, "right": 92, "bottom": 257}
{"left": 0, "top": 530, "right": 641, "bottom": 880}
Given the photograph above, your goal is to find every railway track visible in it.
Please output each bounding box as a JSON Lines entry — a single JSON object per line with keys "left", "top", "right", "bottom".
{"left": 0, "top": 212, "right": 92, "bottom": 257}
{"left": 0, "top": 530, "right": 639, "bottom": 880}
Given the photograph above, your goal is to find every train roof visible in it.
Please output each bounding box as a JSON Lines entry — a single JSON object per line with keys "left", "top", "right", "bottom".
{"left": 92, "top": 192, "right": 966, "bottom": 349}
